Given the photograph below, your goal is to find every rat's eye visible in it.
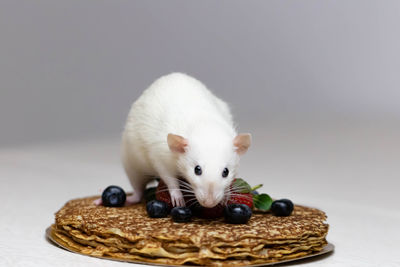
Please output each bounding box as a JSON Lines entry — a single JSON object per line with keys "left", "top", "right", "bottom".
{"left": 194, "top": 165, "right": 202, "bottom": 175}
{"left": 222, "top": 168, "right": 229, "bottom": 178}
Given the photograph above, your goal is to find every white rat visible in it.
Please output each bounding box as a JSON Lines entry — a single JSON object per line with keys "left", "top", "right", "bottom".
{"left": 97, "top": 73, "right": 251, "bottom": 208}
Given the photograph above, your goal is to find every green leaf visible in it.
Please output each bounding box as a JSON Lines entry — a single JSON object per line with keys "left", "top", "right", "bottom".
{"left": 232, "top": 178, "right": 252, "bottom": 193}
{"left": 253, "top": 193, "right": 273, "bottom": 211}
{"left": 251, "top": 184, "right": 263, "bottom": 191}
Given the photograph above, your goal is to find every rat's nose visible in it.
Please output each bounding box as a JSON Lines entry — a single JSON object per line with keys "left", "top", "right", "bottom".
{"left": 196, "top": 188, "right": 218, "bottom": 207}
{"left": 198, "top": 197, "right": 217, "bottom": 208}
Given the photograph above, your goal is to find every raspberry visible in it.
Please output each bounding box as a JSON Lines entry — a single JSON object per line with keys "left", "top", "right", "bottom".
{"left": 227, "top": 193, "right": 254, "bottom": 209}
{"left": 190, "top": 203, "right": 224, "bottom": 219}
{"left": 155, "top": 180, "right": 173, "bottom": 209}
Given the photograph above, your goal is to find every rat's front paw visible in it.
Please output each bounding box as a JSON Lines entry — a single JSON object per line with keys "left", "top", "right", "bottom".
{"left": 125, "top": 194, "right": 142, "bottom": 206}
{"left": 93, "top": 198, "right": 102, "bottom": 206}
{"left": 170, "top": 190, "right": 185, "bottom": 207}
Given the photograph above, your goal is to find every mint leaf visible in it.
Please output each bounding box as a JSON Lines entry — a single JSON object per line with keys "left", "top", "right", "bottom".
{"left": 251, "top": 184, "right": 263, "bottom": 191}
{"left": 232, "top": 178, "right": 252, "bottom": 193}
{"left": 253, "top": 193, "right": 273, "bottom": 211}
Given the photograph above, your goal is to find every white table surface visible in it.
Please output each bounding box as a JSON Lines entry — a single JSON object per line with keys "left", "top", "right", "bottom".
{"left": 1, "top": 122, "right": 399, "bottom": 266}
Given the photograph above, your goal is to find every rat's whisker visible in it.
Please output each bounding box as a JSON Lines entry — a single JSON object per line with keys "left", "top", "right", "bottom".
{"left": 228, "top": 193, "right": 253, "bottom": 200}
{"left": 187, "top": 200, "right": 201, "bottom": 208}
{"left": 178, "top": 180, "right": 193, "bottom": 187}
{"left": 225, "top": 187, "right": 251, "bottom": 193}
{"left": 228, "top": 185, "right": 250, "bottom": 191}
{"left": 229, "top": 185, "right": 250, "bottom": 190}
{"left": 185, "top": 197, "right": 198, "bottom": 204}
{"left": 186, "top": 199, "right": 200, "bottom": 207}
{"left": 155, "top": 188, "right": 194, "bottom": 194}
{"left": 179, "top": 185, "right": 194, "bottom": 191}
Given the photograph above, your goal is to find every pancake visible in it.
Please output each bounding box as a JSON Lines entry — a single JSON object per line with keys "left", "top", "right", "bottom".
{"left": 51, "top": 196, "right": 329, "bottom": 266}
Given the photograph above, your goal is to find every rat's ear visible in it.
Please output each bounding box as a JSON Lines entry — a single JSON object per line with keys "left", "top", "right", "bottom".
{"left": 233, "top": 133, "right": 251, "bottom": 155}
{"left": 167, "top": 133, "right": 188, "bottom": 153}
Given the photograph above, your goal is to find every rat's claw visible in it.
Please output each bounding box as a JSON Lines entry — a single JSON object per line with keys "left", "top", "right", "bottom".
{"left": 93, "top": 198, "right": 102, "bottom": 206}
{"left": 178, "top": 197, "right": 186, "bottom": 207}
{"left": 170, "top": 190, "right": 185, "bottom": 207}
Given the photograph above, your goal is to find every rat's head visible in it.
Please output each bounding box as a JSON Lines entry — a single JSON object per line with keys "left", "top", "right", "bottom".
{"left": 167, "top": 130, "right": 251, "bottom": 208}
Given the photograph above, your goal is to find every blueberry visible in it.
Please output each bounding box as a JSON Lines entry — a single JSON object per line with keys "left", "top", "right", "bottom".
{"left": 190, "top": 203, "right": 203, "bottom": 216}
{"left": 101, "top": 185, "right": 126, "bottom": 207}
{"left": 252, "top": 190, "right": 259, "bottom": 195}
{"left": 280, "top": 199, "right": 294, "bottom": 211}
{"left": 146, "top": 200, "right": 169, "bottom": 218}
{"left": 224, "top": 204, "right": 252, "bottom": 224}
{"left": 171, "top": 207, "right": 192, "bottom": 222}
{"left": 144, "top": 187, "right": 157, "bottom": 202}
{"left": 271, "top": 199, "right": 294, "bottom": 216}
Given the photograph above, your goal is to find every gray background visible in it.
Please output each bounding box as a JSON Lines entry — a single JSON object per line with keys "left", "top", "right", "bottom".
{"left": 1, "top": 0, "right": 400, "bottom": 146}
{"left": 1, "top": 2, "right": 400, "bottom": 265}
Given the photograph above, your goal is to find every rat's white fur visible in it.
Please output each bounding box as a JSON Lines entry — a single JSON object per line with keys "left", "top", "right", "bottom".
{"left": 121, "top": 73, "right": 250, "bottom": 208}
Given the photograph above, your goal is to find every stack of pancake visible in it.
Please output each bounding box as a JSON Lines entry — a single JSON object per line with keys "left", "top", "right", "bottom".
{"left": 50, "top": 196, "right": 329, "bottom": 266}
